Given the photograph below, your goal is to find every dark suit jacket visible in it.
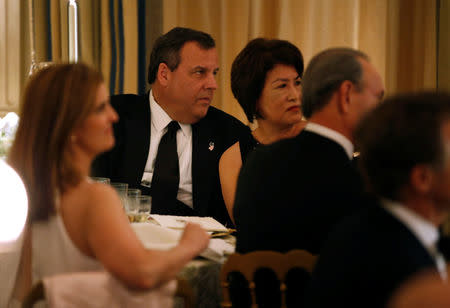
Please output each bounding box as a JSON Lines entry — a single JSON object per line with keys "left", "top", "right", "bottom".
{"left": 304, "top": 203, "right": 440, "bottom": 308}
{"left": 234, "top": 130, "right": 365, "bottom": 254}
{"left": 92, "top": 93, "right": 246, "bottom": 226}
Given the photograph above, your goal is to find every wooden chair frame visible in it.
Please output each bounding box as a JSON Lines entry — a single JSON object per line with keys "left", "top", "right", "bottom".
{"left": 220, "top": 250, "right": 317, "bottom": 308}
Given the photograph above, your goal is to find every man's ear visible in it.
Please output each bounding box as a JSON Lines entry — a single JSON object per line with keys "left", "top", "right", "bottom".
{"left": 410, "top": 164, "right": 434, "bottom": 194}
{"left": 157, "top": 63, "right": 170, "bottom": 86}
{"left": 337, "top": 80, "right": 353, "bottom": 114}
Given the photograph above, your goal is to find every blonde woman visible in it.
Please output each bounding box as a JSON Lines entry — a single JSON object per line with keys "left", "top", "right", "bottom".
{"left": 9, "top": 63, "right": 209, "bottom": 303}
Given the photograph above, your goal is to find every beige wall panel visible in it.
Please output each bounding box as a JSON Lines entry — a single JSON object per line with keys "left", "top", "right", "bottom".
{"left": 385, "top": 0, "right": 400, "bottom": 94}
{"left": 395, "top": 0, "right": 436, "bottom": 92}
{"left": 0, "top": 0, "right": 6, "bottom": 111}
{"left": 421, "top": 0, "right": 437, "bottom": 90}
{"left": 160, "top": 0, "right": 438, "bottom": 121}
{"left": 112, "top": 0, "right": 119, "bottom": 93}
{"left": 20, "top": 0, "right": 30, "bottom": 103}
{"left": 218, "top": 0, "right": 251, "bottom": 123}
{"left": 58, "top": 0, "right": 68, "bottom": 61}
{"left": 249, "top": 0, "right": 281, "bottom": 38}
{"left": 0, "top": 0, "right": 21, "bottom": 113}
{"left": 358, "top": 0, "right": 387, "bottom": 90}
{"left": 78, "top": 0, "right": 97, "bottom": 68}
{"left": 34, "top": 0, "right": 48, "bottom": 62}
{"left": 163, "top": 0, "right": 179, "bottom": 32}
{"left": 122, "top": 0, "right": 138, "bottom": 94}
{"left": 50, "top": 0, "right": 61, "bottom": 61}
{"left": 438, "top": 0, "right": 450, "bottom": 91}
{"left": 6, "top": 0, "right": 20, "bottom": 111}
{"left": 100, "top": 0, "right": 111, "bottom": 92}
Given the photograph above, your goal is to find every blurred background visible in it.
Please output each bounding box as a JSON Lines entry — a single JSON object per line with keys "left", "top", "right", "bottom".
{"left": 0, "top": 0, "right": 448, "bottom": 124}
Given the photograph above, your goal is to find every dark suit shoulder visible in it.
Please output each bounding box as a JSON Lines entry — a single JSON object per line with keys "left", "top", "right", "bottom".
{"left": 305, "top": 203, "right": 437, "bottom": 308}
{"left": 110, "top": 93, "right": 147, "bottom": 116}
{"left": 91, "top": 93, "right": 149, "bottom": 180}
{"left": 194, "top": 106, "right": 247, "bottom": 152}
{"left": 316, "top": 202, "right": 429, "bottom": 260}
{"left": 243, "top": 130, "right": 349, "bottom": 178}
{"left": 201, "top": 106, "right": 246, "bottom": 128}
{"left": 234, "top": 130, "right": 364, "bottom": 254}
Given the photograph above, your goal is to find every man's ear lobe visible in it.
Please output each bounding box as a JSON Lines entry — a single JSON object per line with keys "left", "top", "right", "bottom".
{"left": 410, "top": 164, "right": 434, "bottom": 194}
{"left": 157, "top": 63, "right": 170, "bottom": 86}
{"left": 337, "top": 81, "right": 353, "bottom": 114}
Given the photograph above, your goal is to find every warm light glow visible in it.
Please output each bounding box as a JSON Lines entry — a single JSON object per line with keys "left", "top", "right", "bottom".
{"left": 0, "top": 160, "right": 28, "bottom": 251}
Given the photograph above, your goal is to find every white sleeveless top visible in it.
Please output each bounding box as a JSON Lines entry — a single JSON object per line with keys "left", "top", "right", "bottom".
{"left": 32, "top": 214, "right": 103, "bottom": 283}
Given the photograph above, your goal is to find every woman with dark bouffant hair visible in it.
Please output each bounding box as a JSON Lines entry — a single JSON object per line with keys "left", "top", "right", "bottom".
{"left": 219, "top": 38, "right": 306, "bottom": 223}
{"left": 9, "top": 63, "right": 209, "bottom": 304}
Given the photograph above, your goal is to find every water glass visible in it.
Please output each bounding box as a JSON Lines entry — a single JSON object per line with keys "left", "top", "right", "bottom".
{"left": 139, "top": 195, "right": 152, "bottom": 214}
{"left": 127, "top": 189, "right": 141, "bottom": 213}
{"left": 110, "top": 182, "right": 128, "bottom": 209}
{"left": 130, "top": 195, "right": 152, "bottom": 223}
{"left": 90, "top": 177, "right": 110, "bottom": 184}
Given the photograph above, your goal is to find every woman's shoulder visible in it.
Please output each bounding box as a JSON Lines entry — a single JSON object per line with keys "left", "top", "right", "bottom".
{"left": 65, "top": 180, "right": 120, "bottom": 211}
{"left": 61, "top": 181, "right": 124, "bottom": 239}
{"left": 84, "top": 181, "right": 120, "bottom": 205}
{"left": 220, "top": 141, "right": 242, "bottom": 168}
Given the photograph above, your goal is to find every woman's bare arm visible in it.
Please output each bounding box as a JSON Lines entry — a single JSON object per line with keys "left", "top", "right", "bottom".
{"left": 78, "top": 183, "right": 209, "bottom": 289}
{"left": 219, "top": 141, "right": 243, "bottom": 224}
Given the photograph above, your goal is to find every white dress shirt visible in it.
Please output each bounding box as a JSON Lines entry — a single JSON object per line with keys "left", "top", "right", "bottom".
{"left": 304, "top": 122, "right": 354, "bottom": 160}
{"left": 382, "top": 198, "right": 447, "bottom": 281}
{"left": 141, "top": 90, "right": 193, "bottom": 208}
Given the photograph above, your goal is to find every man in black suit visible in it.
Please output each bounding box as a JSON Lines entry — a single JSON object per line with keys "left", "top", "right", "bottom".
{"left": 234, "top": 48, "right": 385, "bottom": 254}
{"left": 92, "top": 27, "right": 245, "bottom": 226}
{"left": 304, "top": 92, "right": 450, "bottom": 308}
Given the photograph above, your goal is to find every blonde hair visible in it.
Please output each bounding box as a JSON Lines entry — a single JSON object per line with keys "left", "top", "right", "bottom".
{"left": 8, "top": 63, "right": 104, "bottom": 222}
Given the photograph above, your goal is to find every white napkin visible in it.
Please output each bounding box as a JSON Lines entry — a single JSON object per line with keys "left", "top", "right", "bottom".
{"left": 131, "top": 223, "right": 235, "bottom": 263}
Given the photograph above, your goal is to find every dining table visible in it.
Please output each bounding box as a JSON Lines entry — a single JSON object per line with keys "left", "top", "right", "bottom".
{"left": 175, "top": 233, "right": 236, "bottom": 308}
{"left": 176, "top": 258, "right": 224, "bottom": 308}
{"left": 131, "top": 220, "right": 235, "bottom": 308}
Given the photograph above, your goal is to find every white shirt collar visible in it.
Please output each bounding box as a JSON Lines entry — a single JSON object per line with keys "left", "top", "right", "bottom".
{"left": 304, "top": 122, "right": 354, "bottom": 159}
{"left": 381, "top": 198, "right": 439, "bottom": 254}
{"left": 149, "top": 90, "right": 191, "bottom": 137}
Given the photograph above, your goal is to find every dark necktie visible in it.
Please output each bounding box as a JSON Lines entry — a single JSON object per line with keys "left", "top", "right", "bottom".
{"left": 151, "top": 121, "right": 180, "bottom": 211}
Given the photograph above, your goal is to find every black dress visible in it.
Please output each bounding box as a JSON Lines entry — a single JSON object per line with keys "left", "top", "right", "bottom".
{"left": 238, "top": 127, "right": 259, "bottom": 164}
{"left": 231, "top": 127, "right": 275, "bottom": 308}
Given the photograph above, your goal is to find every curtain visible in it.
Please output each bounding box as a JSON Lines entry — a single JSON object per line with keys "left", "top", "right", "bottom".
{"left": 28, "top": 0, "right": 152, "bottom": 96}
{"left": 438, "top": 0, "right": 450, "bottom": 91}
{"left": 3, "top": 0, "right": 163, "bottom": 114}
{"left": 163, "top": 0, "right": 437, "bottom": 124}
{"left": 0, "top": 0, "right": 438, "bottom": 118}
{"left": 0, "top": 0, "right": 22, "bottom": 116}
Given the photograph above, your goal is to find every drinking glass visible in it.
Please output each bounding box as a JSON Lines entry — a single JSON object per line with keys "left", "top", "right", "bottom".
{"left": 133, "top": 195, "right": 152, "bottom": 223}
{"left": 127, "top": 188, "right": 141, "bottom": 212}
{"left": 90, "top": 177, "right": 110, "bottom": 184}
{"left": 110, "top": 182, "right": 128, "bottom": 210}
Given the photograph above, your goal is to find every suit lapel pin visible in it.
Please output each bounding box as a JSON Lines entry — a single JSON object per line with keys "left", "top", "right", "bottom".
{"left": 208, "top": 141, "right": 214, "bottom": 151}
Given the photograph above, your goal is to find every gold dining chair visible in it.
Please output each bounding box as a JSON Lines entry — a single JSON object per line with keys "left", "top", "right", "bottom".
{"left": 220, "top": 249, "right": 317, "bottom": 308}
{"left": 22, "top": 274, "right": 195, "bottom": 308}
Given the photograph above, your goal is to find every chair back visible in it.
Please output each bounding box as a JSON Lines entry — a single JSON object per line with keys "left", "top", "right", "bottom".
{"left": 220, "top": 250, "right": 317, "bottom": 308}
{"left": 22, "top": 272, "right": 194, "bottom": 308}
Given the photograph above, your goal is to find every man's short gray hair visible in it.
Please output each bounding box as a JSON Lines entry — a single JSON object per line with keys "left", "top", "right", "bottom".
{"left": 301, "top": 48, "right": 369, "bottom": 118}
